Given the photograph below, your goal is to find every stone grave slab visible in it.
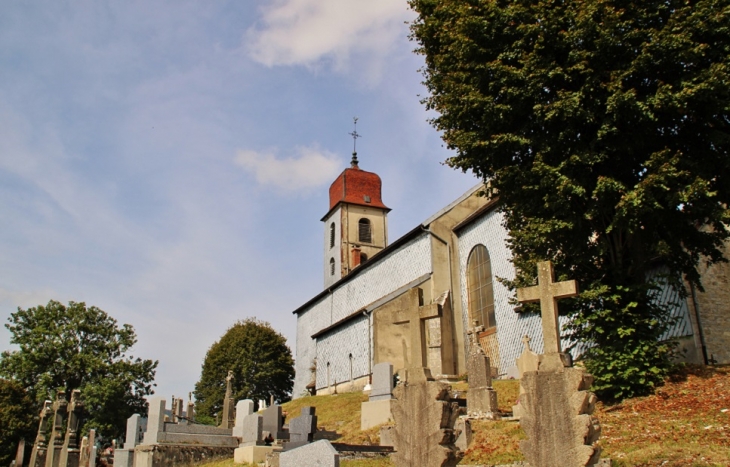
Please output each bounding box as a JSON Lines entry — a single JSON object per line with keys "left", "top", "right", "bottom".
{"left": 280, "top": 440, "right": 339, "bottom": 467}
{"left": 232, "top": 400, "right": 254, "bottom": 439}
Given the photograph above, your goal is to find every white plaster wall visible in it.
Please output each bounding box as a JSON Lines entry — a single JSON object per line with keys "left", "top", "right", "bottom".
{"left": 323, "top": 207, "right": 342, "bottom": 288}
{"left": 293, "top": 233, "right": 432, "bottom": 397}
{"left": 316, "top": 316, "right": 370, "bottom": 389}
{"left": 457, "top": 210, "right": 550, "bottom": 378}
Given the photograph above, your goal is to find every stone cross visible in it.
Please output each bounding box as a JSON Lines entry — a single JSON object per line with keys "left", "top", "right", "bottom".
{"left": 393, "top": 288, "right": 441, "bottom": 381}
{"left": 221, "top": 370, "right": 234, "bottom": 429}
{"left": 516, "top": 261, "right": 578, "bottom": 357}
{"left": 29, "top": 400, "right": 52, "bottom": 467}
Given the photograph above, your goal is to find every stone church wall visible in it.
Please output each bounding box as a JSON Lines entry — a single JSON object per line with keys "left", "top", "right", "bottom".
{"left": 293, "top": 233, "right": 433, "bottom": 397}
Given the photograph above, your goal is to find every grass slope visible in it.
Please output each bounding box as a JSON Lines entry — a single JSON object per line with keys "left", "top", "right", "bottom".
{"left": 200, "top": 365, "right": 729, "bottom": 467}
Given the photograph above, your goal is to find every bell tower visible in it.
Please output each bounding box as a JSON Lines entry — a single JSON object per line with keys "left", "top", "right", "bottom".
{"left": 322, "top": 125, "right": 389, "bottom": 287}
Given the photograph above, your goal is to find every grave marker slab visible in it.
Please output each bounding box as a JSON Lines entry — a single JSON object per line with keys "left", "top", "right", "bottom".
{"left": 466, "top": 324, "right": 499, "bottom": 419}
{"left": 280, "top": 440, "right": 339, "bottom": 467}
{"left": 232, "top": 400, "right": 254, "bottom": 439}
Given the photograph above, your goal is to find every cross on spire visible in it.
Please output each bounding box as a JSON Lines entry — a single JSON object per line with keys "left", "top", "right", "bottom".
{"left": 349, "top": 117, "right": 360, "bottom": 167}
{"left": 516, "top": 261, "right": 578, "bottom": 355}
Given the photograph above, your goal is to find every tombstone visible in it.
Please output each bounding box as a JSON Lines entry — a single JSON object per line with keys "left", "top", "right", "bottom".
{"left": 220, "top": 371, "right": 235, "bottom": 429}
{"left": 59, "top": 390, "right": 83, "bottom": 467}
{"left": 88, "top": 447, "right": 96, "bottom": 467}
{"left": 186, "top": 400, "right": 195, "bottom": 425}
{"left": 174, "top": 398, "right": 184, "bottom": 423}
{"left": 390, "top": 379, "right": 462, "bottom": 467}
{"left": 258, "top": 399, "right": 267, "bottom": 410}
{"left": 45, "top": 391, "right": 68, "bottom": 467}
{"left": 262, "top": 404, "right": 289, "bottom": 441}
{"left": 14, "top": 439, "right": 26, "bottom": 467}
{"left": 232, "top": 400, "right": 254, "bottom": 439}
{"left": 360, "top": 362, "right": 395, "bottom": 429}
{"left": 285, "top": 407, "right": 317, "bottom": 450}
{"left": 279, "top": 440, "right": 339, "bottom": 467}
{"left": 516, "top": 261, "right": 602, "bottom": 467}
{"left": 115, "top": 414, "right": 143, "bottom": 467}
{"left": 512, "top": 335, "right": 541, "bottom": 419}
{"left": 142, "top": 398, "right": 166, "bottom": 445}
{"left": 233, "top": 412, "right": 276, "bottom": 464}
{"left": 29, "top": 401, "right": 53, "bottom": 467}
{"left": 78, "top": 438, "right": 88, "bottom": 467}
{"left": 465, "top": 324, "right": 500, "bottom": 419}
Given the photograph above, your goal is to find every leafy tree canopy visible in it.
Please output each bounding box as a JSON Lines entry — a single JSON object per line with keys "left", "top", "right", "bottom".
{"left": 194, "top": 318, "right": 294, "bottom": 422}
{"left": 409, "top": 0, "right": 730, "bottom": 399}
{"left": 0, "top": 378, "right": 36, "bottom": 466}
{"left": 0, "top": 300, "right": 158, "bottom": 439}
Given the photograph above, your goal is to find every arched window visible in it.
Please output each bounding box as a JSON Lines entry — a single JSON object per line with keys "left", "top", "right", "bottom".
{"left": 358, "top": 218, "right": 372, "bottom": 243}
{"left": 467, "top": 244, "right": 496, "bottom": 330}
{"left": 330, "top": 258, "right": 335, "bottom": 276}
{"left": 329, "top": 223, "right": 335, "bottom": 249}
{"left": 360, "top": 253, "right": 368, "bottom": 264}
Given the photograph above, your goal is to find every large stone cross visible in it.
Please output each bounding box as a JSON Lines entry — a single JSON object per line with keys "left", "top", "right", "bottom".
{"left": 393, "top": 288, "right": 441, "bottom": 379}
{"left": 516, "top": 261, "right": 578, "bottom": 355}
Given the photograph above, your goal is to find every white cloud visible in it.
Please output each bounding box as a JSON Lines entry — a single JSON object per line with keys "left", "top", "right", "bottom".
{"left": 247, "top": 0, "right": 414, "bottom": 71}
{"left": 234, "top": 146, "right": 342, "bottom": 192}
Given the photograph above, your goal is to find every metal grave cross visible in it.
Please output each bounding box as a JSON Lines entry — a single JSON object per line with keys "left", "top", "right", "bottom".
{"left": 516, "top": 261, "right": 578, "bottom": 355}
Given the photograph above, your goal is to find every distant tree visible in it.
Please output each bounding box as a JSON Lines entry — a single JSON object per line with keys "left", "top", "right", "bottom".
{"left": 194, "top": 319, "right": 294, "bottom": 421}
{"left": 0, "top": 300, "right": 158, "bottom": 439}
{"left": 409, "top": 0, "right": 730, "bottom": 400}
{"left": 0, "top": 378, "right": 36, "bottom": 466}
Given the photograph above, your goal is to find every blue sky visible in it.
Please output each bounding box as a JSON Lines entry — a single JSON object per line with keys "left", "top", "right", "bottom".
{"left": 0, "top": 0, "right": 478, "bottom": 401}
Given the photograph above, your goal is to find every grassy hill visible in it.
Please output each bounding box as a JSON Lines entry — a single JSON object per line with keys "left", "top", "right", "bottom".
{"left": 204, "top": 365, "right": 729, "bottom": 467}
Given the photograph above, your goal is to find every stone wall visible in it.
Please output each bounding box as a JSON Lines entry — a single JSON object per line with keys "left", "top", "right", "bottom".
{"left": 293, "top": 233, "right": 433, "bottom": 397}
{"left": 692, "top": 242, "right": 730, "bottom": 364}
{"left": 134, "top": 445, "right": 235, "bottom": 467}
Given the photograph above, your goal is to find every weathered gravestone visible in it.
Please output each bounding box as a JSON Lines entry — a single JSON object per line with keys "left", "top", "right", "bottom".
{"left": 232, "top": 400, "right": 254, "bottom": 439}
{"left": 516, "top": 261, "right": 602, "bottom": 467}
{"left": 390, "top": 375, "right": 462, "bottom": 467}
{"left": 279, "top": 440, "right": 339, "bottom": 467}
{"left": 285, "top": 407, "right": 317, "bottom": 450}
{"left": 114, "top": 414, "right": 145, "bottom": 467}
{"left": 233, "top": 412, "right": 275, "bottom": 464}
{"left": 45, "top": 391, "right": 68, "bottom": 467}
{"left": 262, "top": 404, "right": 289, "bottom": 441}
{"left": 454, "top": 418, "right": 472, "bottom": 452}
{"left": 466, "top": 323, "right": 500, "bottom": 419}
{"left": 58, "top": 390, "right": 83, "bottom": 467}
{"left": 360, "top": 362, "right": 395, "bottom": 430}
{"left": 29, "top": 401, "right": 53, "bottom": 467}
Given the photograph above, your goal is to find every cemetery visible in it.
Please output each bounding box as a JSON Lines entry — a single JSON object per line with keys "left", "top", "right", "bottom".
{"left": 6, "top": 261, "right": 730, "bottom": 466}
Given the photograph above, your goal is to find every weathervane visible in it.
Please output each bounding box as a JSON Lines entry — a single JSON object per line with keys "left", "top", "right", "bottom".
{"left": 349, "top": 117, "right": 360, "bottom": 167}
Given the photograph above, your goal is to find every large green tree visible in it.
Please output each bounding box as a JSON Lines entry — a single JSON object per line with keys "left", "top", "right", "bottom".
{"left": 0, "top": 300, "right": 158, "bottom": 439}
{"left": 409, "top": 0, "right": 730, "bottom": 399}
{"left": 0, "top": 379, "right": 36, "bottom": 466}
{"left": 194, "top": 318, "right": 294, "bottom": 423}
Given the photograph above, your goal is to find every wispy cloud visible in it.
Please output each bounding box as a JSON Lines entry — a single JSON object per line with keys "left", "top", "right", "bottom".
{"left": 234, "top": 146, "right": 342, "bottom": 192}
{"left": 246, "top": 0, "right": 413, "bottom": 72}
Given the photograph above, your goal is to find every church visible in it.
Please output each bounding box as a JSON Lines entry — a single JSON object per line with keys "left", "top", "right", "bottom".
{"left": 291, "top": 154, "right": 729, "bottom": 398}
